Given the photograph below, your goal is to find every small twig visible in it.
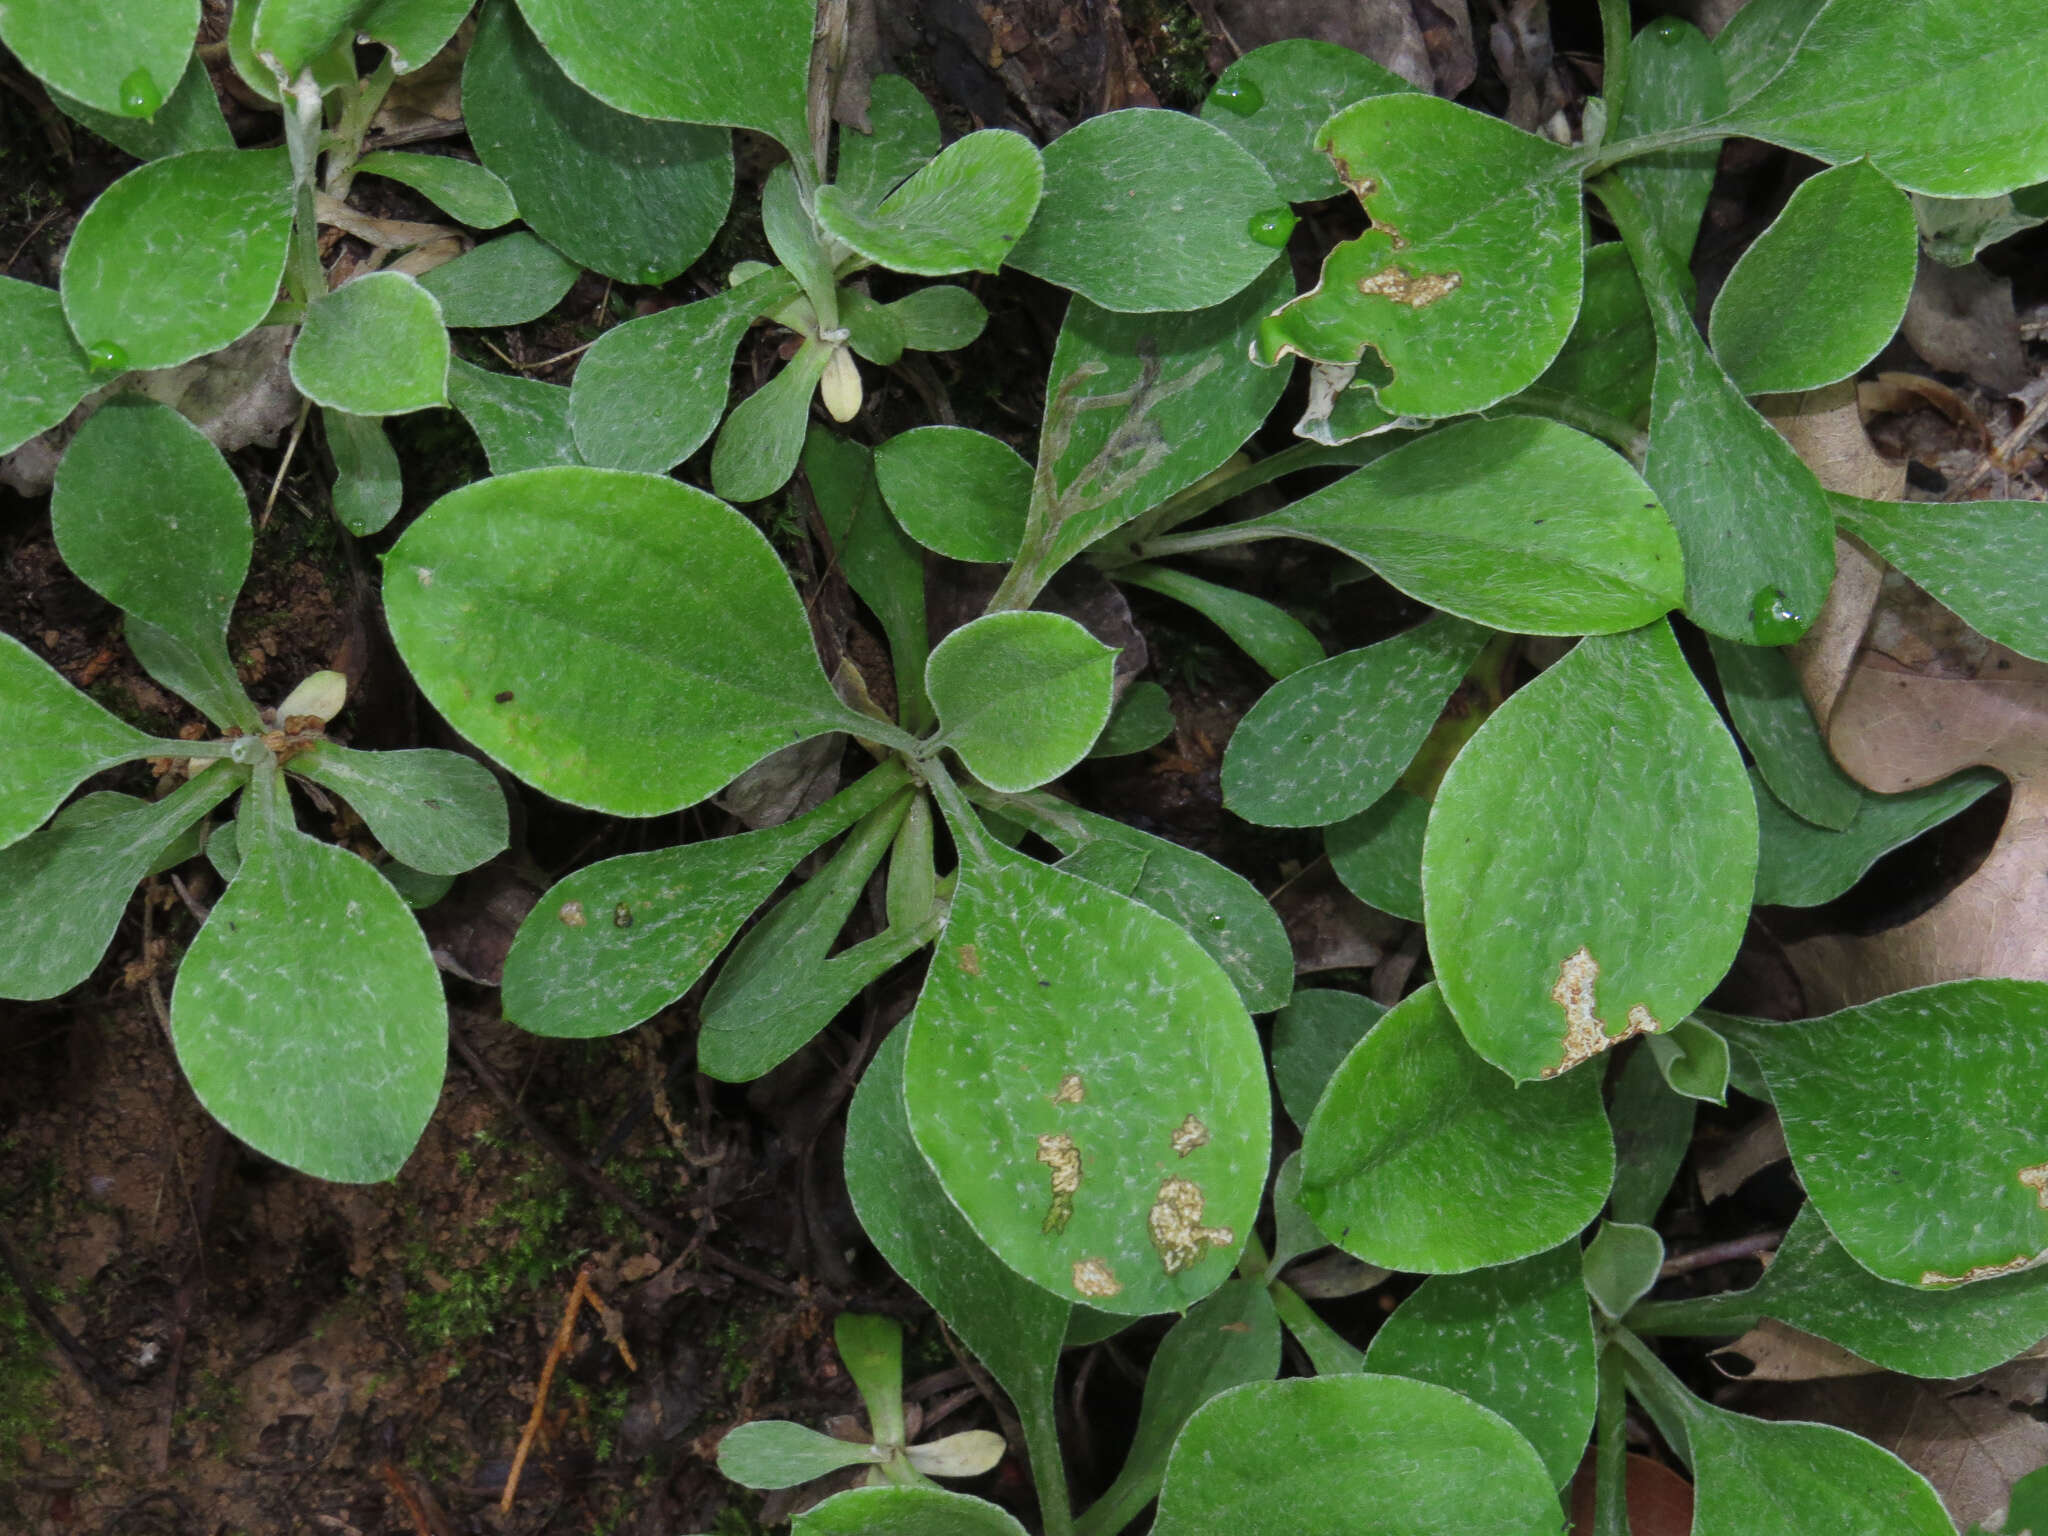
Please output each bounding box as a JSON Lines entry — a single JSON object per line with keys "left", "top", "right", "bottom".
{"left": 1955, "top": 385, "right": 2048, "bottom": 495}
{"left": 262, "top": 398, "right": 314, "bottom": 530}
{"left": 501, "top": 1267, "right": 606, "bottom": 1514}
{"left": 1659, "top": 1229, "right": 1783, "bottom": 1278}
{"left": 480, "top": 336, "right": 595, "bottom": 373}
{"left": 4, "top": 205, "right": 62, "bottom": 273}
{"left": 376, "top": 1460, "right": 440, "bottom": 1536}
{"left": 0, "top": 1219, "right": 119, "bottom": 1395}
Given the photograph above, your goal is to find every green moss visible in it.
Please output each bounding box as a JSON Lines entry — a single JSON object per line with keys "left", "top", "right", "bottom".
{"left": 1125, "top": 0, "right": 1214, "bottom": 110}
{"left": 0, "top": 1282, "right": 61, "bottom": 1478}
{"left": 401, "top": 1174, "right": 583, "bottom": 1351}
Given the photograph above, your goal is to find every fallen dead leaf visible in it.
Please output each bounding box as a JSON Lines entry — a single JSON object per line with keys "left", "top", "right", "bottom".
{"left": 1567, "top": 1451, "right": 1696, "bottom": 1536}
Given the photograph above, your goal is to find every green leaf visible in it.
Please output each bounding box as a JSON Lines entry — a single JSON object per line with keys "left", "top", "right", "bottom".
{"left": 1076, "top": 1279, "right": 1280, "bottom": 1536}
{"left": 1709, "top": 161, "right": 1916, "bottom": 394}
{"left": 1009, "top": 109, "right": 1286, "bottom": 313}
{"left": 1253, "top": 95, "right": 1581, "bottom": 418}
{"left": 794, "top": 1487, "right": 1030, "bottom": 1536}
{"left": 291, "top": 272, "right": 450, "bottom": 416}
{"left": 61, "top": 147, "right": 293, "bottom": 372}
{"left": 1222, "top": 614, "right": 1487, "bottom": 828}
{"left": 1669, "top": 1385, "right": 1953, "bottom": 1536}
{"left": 1582, "top": 1221, "right": 1664, "bottom": 1321}
{"left": 2004, "top": 1466, "right": 2048, "bottom": 1536}
{"left": 172, "top": 773, "right": 444, "bottom": 1183}
{"left": 417, "top": 232, "right": 582, "bottom": 328}
{"left": 290, "top": 744, "right": 506, "bottom": 875}
{"left": 845, "top": 1029, "right": 1070, "bottom": 1525}
{"left": 1029, "top": 258, "right": 1293, "bottom": 582}
{"left": 1711, "top": 0, "right": 1826, "bottom": 108}
{"left": 383, "top": 466, "right": 865, "bottom": 815}
{"left": 718, "top": 1421, "right": 884, "bottom": 1489}
{"left": 446, "top": 359, "right": 582, "bottom": 474}
{"left": 1915, "top": 186, "right": 2048, "bottom": 266}
{"left": 1199, "top": 39, "right": 1412, "bottom": 204}
{"left": 1270, "top": 988, "right": 1383, "bottom": 1132}
{"left": 697, "top": 797, "right": 930, "bottom": 1082}
{"left": 1325, "top": 787, "right": 1427, "bottom": 923}
{"left": 1708, "top": 633, "right": 1861, "bottom": 831}
{"left": 0, "top": 278, "right": 96, "bottom": 456}
{"left": 1530, "top": 242, "right": 1654, "bottom": 434}
{"left": 927, "top": 613, "right": 1116, "bottom": 794}
{"left": 840, "top": 287, "right": 906, "bottom": 365}
{"left": 1606, "top": 1042, "right": 1696, "bottom": 1226}
{"left": 0, "top": 0, "right": 197, "bottom": 118}
{"left": 325, "top": 408, "right": 403, "bottom": 536}
{"left": 570, "top": 269, "right": 796, "bottom": 474}
{"left": 51, "top": 398, "right": 256, "bottom": 730}
{"left": 251, "top": 0, "right": 371, "bottom": 77}
{"left": 1712, "top": 1203, "right": 2048, "bottom": 1379}
{"left": 709, "top": 339, "right": 832, "bottom": 503}
{"left": 1152, "top": 1376, "right": 1560, "bottom": 1536}
{"left": 1234, "top": 418, "right": 1684, "bottom": 636}
{"left": 355, "top": 150, "right": 517, "bottom": 228}
{"left": 1113, "top": 565, "right": 1323, "bottom": 681}
{"left": 0, "top": 766, "right": 239, "bottom": 1000}
{"left": 501, "top": 765, "right": 908, "bottom": 1038}
{"left": 1364, "top": 1242, "right": 1594, "bottom": 1487}
{"left": 382, "top": 859, "right": 452, "bottom": 909}
{"left": 803, "top": 430, "right": 929, "bottom": 727}
{"left": 464, "top": 1, "right": 734, "bottom": 285}
{"left": 761, "top": 162, "right": 838, "bottom": 323}
{"left": 356, "top": 0, "right": 471, "bottom": 71}
{"left": 1711, "top": 979, "right": 2048, "bottom": 1288}
{"left": 49, "top": 52, "right": 231, "bottom": 160}
{"left": 872, "top": 426, "right": 1030, "bottom": 563}
{"left": 0, "top": 632, "right": 163, "bottom": 849}
{"left": 1832, "top": 493, "right": 2048, "bottom": 662}
{"left": 1300, "top": 982, "right": 1614, "bottom": 1272}
{"left": 885, "top": 284, "right": 988, "bottom": 354}
{"left": 1645, "top": 1016, "right": 1730, "bottom": 1105}
{"left": 1612, "top": 18, "right": 1726, "bottom": 268}
{"left": 904, "top": 838, "right": 1268, "bottom": 1315}
{"left": 987, "top": 790, "right": 1295, "bottom": 1013}
{"left": 834, "top": 75, "right": 940, "bottom": 210}
{"left": 815, "top": 130, "right": 1042, "bottom": 276}
{"left": 1752, "top": 765, "right": 2002, "bottom": 908}
{"left": 510, "top": 0, "right": 811, "bottom": 156}
{"left": 1424, "top": 621, "right": 1755, "bottom": 1083}
{"left": 1088, "top": 681, "right": 1173, "bottom": 758}
{"left": 1721, "top": 0, "right": 2048, "bottom": 198}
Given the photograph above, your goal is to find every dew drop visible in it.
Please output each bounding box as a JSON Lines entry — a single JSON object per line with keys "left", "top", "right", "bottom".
{"left": 119, "top": 66, "right": 162, "bottom": 118}
{"left": 1749, "top": 586, "right": 1807, "bottom": 646}
{"left": 1206, "top": 913, "right": 1226, "bottom": 929}
{"left": 85, "top": 340, "right": 129, "bottom": 373}
{"left": 1246, "top": 206, "right": 1297, "bottom": 249}
{"left": 1208, "top": 74, "right": 1264, "bottom": 116}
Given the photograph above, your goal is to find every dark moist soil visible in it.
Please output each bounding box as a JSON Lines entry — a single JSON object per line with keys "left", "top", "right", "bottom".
{"left": 4, "top": 5, "right": 2045, "bottom": 1534}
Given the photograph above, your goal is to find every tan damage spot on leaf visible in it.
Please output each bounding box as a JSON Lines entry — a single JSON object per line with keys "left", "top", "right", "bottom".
{"left": 1148, "top": 1176, "right": 1235, "bottom": 1275}
{"left": 1050, "top": 1074, "right": 1085, "bottom": 1106}
{"left": 2019, "top": 1162, "right": 2048, "bottom": 1208}
{"left": 955, "top": 943, "right": 980, "bottom": 976}
{"left": 1920, "top": 1251, "right": 2046, "bottom": 1287}
{"left": 1072, "top": 1258, "right": 1122, "bottom": 1298}
{"left": 1037, "top": 1133, "right": 1081, "bottom": 1235}
{"left": 1356, "top": 264, "right": 1461, "bottom": 308}
{"left": 558, "top": 901, "right": 587, "bottom": 927}
{"left": 1543, "top": 946, "right": 1656, "bottom": 1078}
{"left": 1170, "top": 1115, "right": 1210, "bottom": 1157}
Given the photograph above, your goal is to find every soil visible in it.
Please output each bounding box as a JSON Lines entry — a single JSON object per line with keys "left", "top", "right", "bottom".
{"left": 3, "top": 5, "right": 2046, "bottom": 1535}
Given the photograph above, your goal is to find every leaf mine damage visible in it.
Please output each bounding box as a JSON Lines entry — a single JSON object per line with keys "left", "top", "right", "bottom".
{"left": 1037, "top": 1132, "right": 1081, "bottom": 1234}
{"left": 1148, "top": 1175, "right": 1234, "bottom": 1274}
{"left": 1355, "top": 265, "right": 1461, "bottom": 308}
{"left": 1546, "top": 946, "right": 1657, "bottom": 1077}
{"left": 1071, "top": 1258, "right": 1121, "bottom": 1298}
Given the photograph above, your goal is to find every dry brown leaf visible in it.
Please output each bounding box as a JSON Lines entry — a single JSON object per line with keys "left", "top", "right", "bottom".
{"left": 1270, "top": 857, "right": 1403, "bottom": 973}
{"left": 1903, "top": 254, "right": 2030, "bottom": 394}
{"left": 1712, "top": 1317, "right": 1880, "bottom": 1381}
{"left": 1859, "top": 371, "right": 1995, "bottom": 451}
{"left": 1696, "top": 1110, "right": 1789, "bottom": 1203}
{"left": 1567, "top": 1452, "right": 1696, "bottom": 1536}
{"left": 1210, "top": 0, "right": 1436, "bottom": 89}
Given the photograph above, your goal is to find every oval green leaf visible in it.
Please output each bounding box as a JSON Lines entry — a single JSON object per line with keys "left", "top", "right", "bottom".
{"left": 355, "top": 150, "right": 518, "bottom": 228}
{"left": 872, "top": 426, "right": 1031, "bottom": 563}
{"left": 0, "top": 0, "right": 197, "bottom": 118}
{"left": 417, "top": 232, "right": 581, "bottom": 329}
{"left": 446, "top": 358, "right": 582, "bottom": 475}
{"left": 52, "top": 52, "right": 231, "bottom": 162}
{"left": 1300, "top": 982, "right": 1614, "bottom": 1272}
{"left": 1222, "top": 614, "right": 1488, "bottom": 828}
{"left": 1237, "top": 418, "right": 1684, "bottom": 636}
{"left": 61, "top": 147, "right": 293, "bottom": 372}
{"left": 382, "top": 467, "right": 860, "bottom": 815}
{"left": 718, "top": 1421, "right": 884, "bottom": 1489}
{"left": 1752, "top": 765, "right": 2002, "bottom": 909}
{"left": 1199, "top": 39, "right": 1412, "bottom": 204}
{"left": 1362, "top": 1241, "right": 1594, "bottom": 1487}
{"left": 1710, "top": 161, "right": 1916, "bottom": 394}
{"left": 1612, "top": 16, "right": 1727, "bottom": 268}
{"left": 1254, "top": 95, "right": 1582, "bottom": 417}
{"left": 1326, "top": 786, "right": 1428, "bottom": 923}
{"left": 1270, "top": 988, "right": 1383, "bottom": 1132}
{"left": 1113, "top": 564, "right": 1323, "bottom": 681}
{"left": 291, "top": 271, "right": 449, "bottom": 416}
{"left": 794, "top": 1487, "right": 1030, "bottom": 1536}
{"left": 325, "top": 408, "right": 402, "bottom": 536}
{"left": 834, "top": 74, "right": 940, "bottom": 211}
{"left": 0, "top": 633, "right": 162, "bottom": 849}
{"left": 1831, "top": 492, "right": 2048, "bottom": 662}
{"left": 815, "top": 129, "right": 1042, "bottom": 276}
{"left": 1153, "top": 1375, "right": 1560, "bottom": 1536}
{"left": 1424, "top": 621, "right": 1756, "bottom": 1083}
{"left": 0, "top": 277, "right": 96, "bottom": 455}
{"left": 465, "top": 0, "right": 734, "bottom": 285}
{"left": 709, "top": 340, "right": 832, "bottom": 504}
{"left": 905, "top": 844, "right": 1269, "bottom": 1315}
{"left": 1707, "top": 633, "right": 1861, "bottom": 830}
{"left": 1008, "top": 109, "right": 1284, "bottom": 313}
{"left": 290, "top": 744, "right": 507, "bottom": 875}
{"left": 1711, "top": 979, "right": 2048, "bottom": 1288}
{"left": 927, "top": 613, "right": 1116, "bottom": 794}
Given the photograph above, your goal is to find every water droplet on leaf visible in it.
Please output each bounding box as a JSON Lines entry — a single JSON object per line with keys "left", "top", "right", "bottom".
{"left": 119, "top": 67, "right": 162, "bottom": 118}
{"left": 1246, "top": 207, "right": 1297, "bottom": 249}
{"left": 1208, "top": 74, "right": 1264, "bottom": 116}
{"left": 1749, "top": 586, "right": 1807, "bottom": 646}
{"left": 85, "top": 340, "right": 129, "bottom": 373}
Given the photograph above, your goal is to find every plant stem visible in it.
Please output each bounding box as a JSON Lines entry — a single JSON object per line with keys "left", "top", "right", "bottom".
{"left": 1491, "top": 389, "right": 1648, "bottom": 465}
{"left": 1267, "top": 1279, "right": 1365, "bottom": 1374}
{"left": 1590, "top": 169, "right": 1698, "bottom": 358}
{"left": 1592, "top": 1340, "right": 1631, "bottom": 1536}
{"left": 320, "top": 53, "right": 396, "bottom": 199}
{"left": 1130, "top": 519, "right": 1287, "bottom": 563}
{"left": 1582, "top": 120, "right": 1732, "bottom": 178}
{"left": 1623, "top": 1291, "right": 1763, "bottom": 1339}
{"left": 1603, "top": 1321, "right": 1698, "bottom": 1470}
{"left": 919, "top": 757, "right": 996, "bottom": 869}
{"left": 1597, "top": 0, "right": 1633, "bottom": 130}
{"left": 279, "top": 68, "right": 329, "bottom": 306}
